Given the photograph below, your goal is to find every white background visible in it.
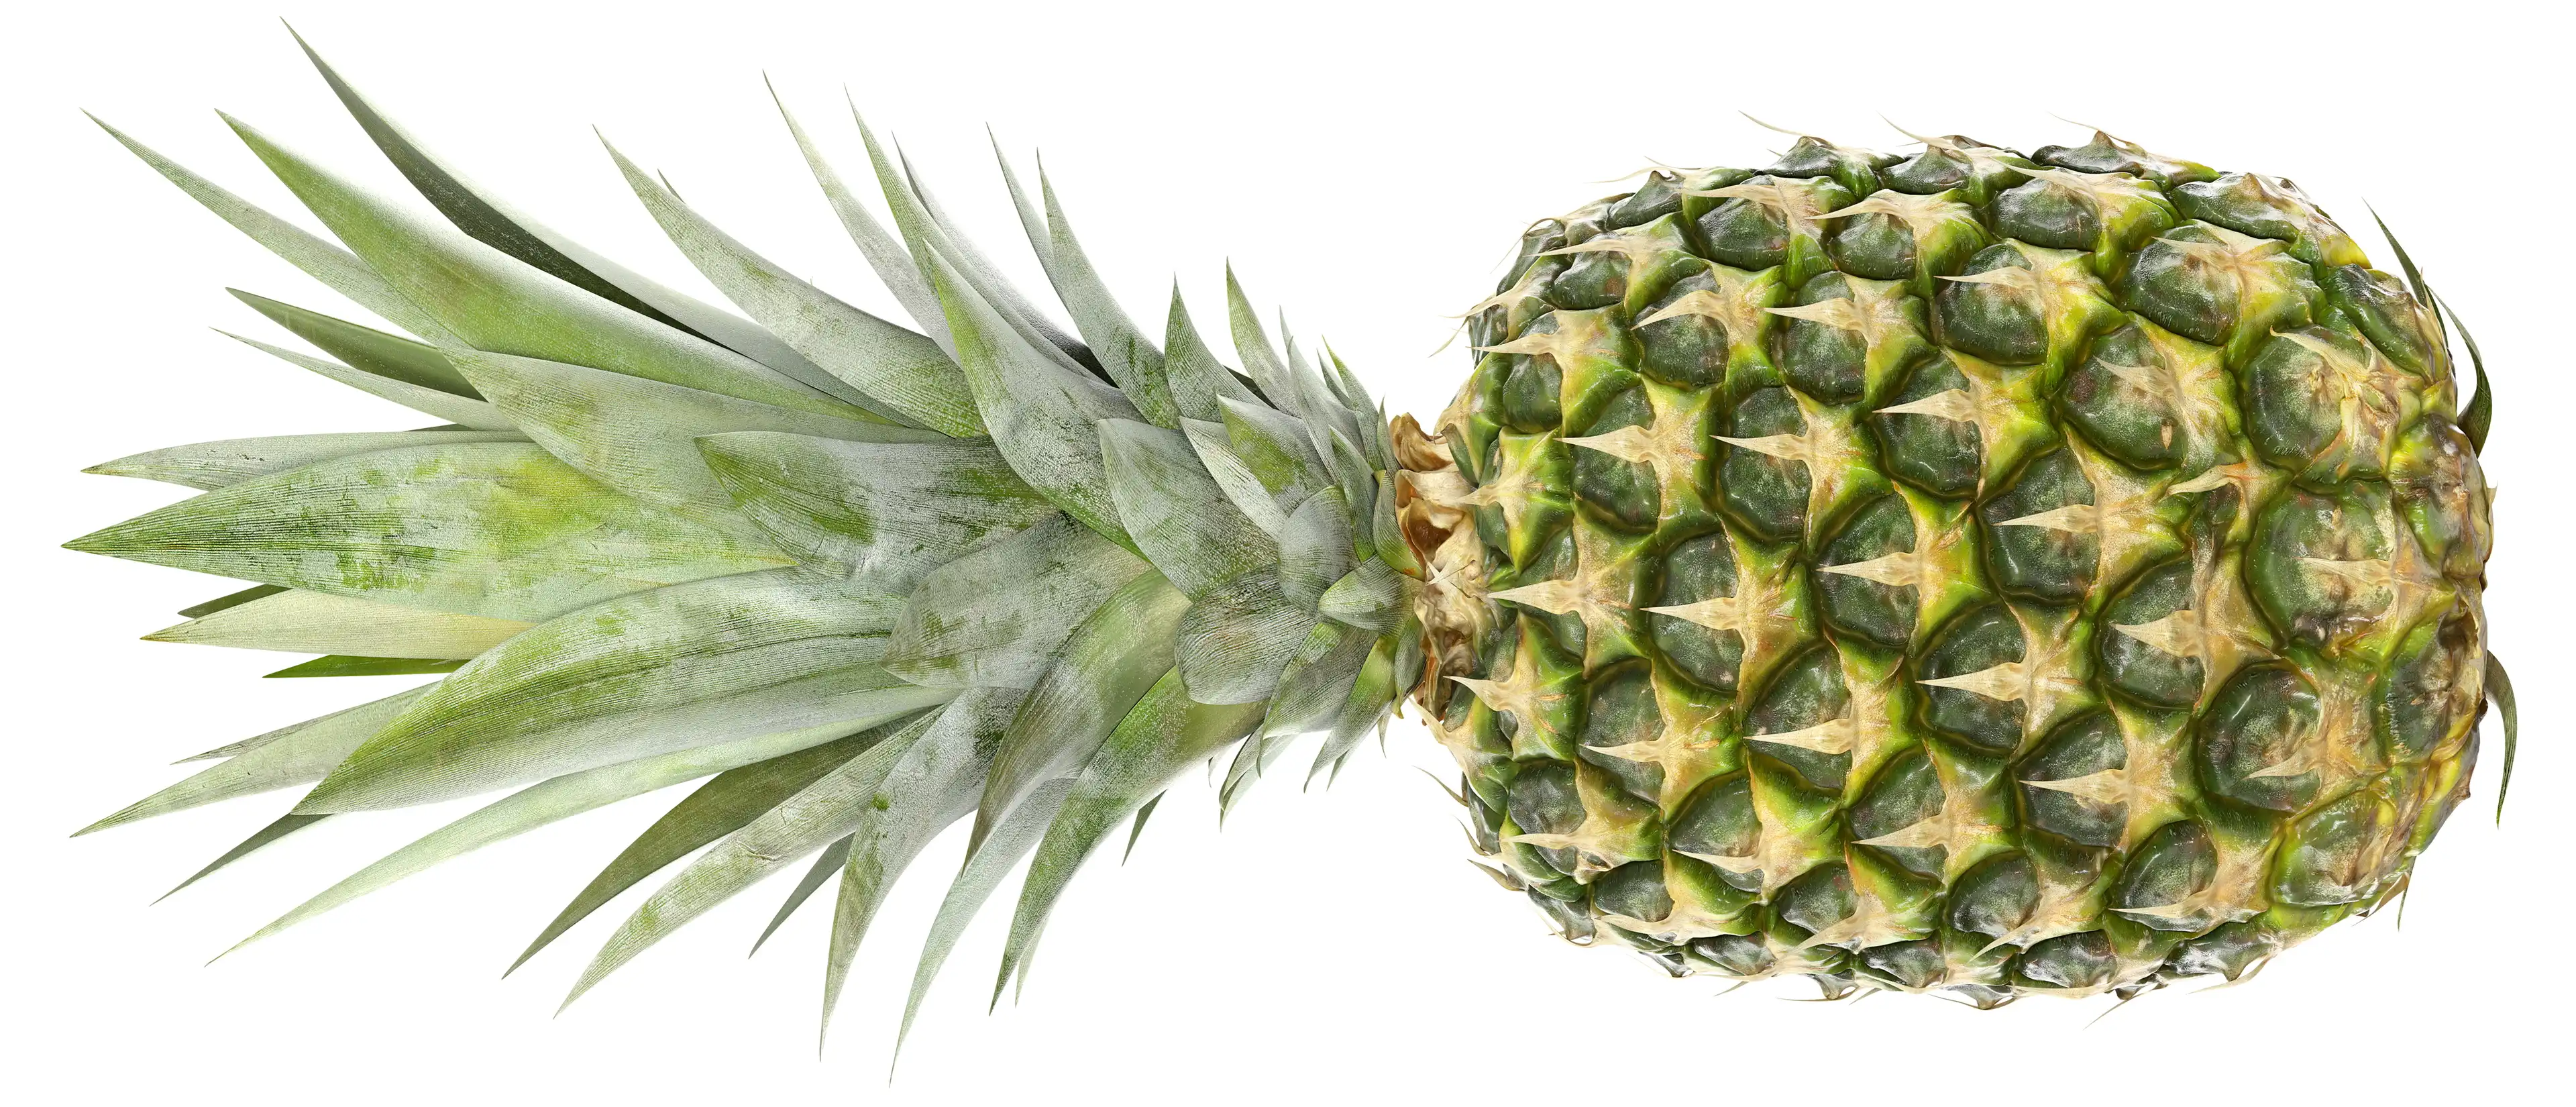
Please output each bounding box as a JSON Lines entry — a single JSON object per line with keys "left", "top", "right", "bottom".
{"left": 4, "top": 2, "right": 2565, "bottom": 1103}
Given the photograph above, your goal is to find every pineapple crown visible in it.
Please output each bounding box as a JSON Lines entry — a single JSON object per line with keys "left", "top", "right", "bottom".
{"left": 68, "top": 30, "right": 1421, "bottom": 1045}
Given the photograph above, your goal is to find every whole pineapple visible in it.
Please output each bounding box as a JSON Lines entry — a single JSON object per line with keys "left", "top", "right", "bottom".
{"left": 65, "top": 31, "right": 2509, "bottom": 1042}
{"left": 1401, "top": 130, "right": 2505, "bottom": 1000}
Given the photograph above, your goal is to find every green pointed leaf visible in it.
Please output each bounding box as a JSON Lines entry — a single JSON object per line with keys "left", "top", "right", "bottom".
{"left": 300, "top": 569, "right": 951, "bottom": 812}
{"left": 1179, "top": 418, "right": 1289, "bottom": 536}
{"left": 75, "top": 688, "right": 430, "bottom": 835}
{"left": 87, "top": 115, "right": 462, "bottom": 346}
{"left": 1224, "top": 266, "right": 1296, "bottom": 413}
{"left": 1371, "top": 470, "right": 1419, "bottom": 576}
{"left": 897, "top": 144, "right": 1096, "bottom": 376}
{"left": 752, "top": 835, "right": 850, "bottom": 956}
{"left": 229, "top": 288, "right": 480, "bottom": 397}
{"left": 2489, "top": 651, "right": 2517, "bottom": 822}
{"left": 1218, "top": 395, "right": 1328, "bottom": 497}
{"left": 1175, "top": 568, "right": 1315, "bottom": 705}
{"left": 606, "top": 140, "right": 975, "bottom": 433}
{"left": 1263, "top": 621, "right": 1373, "bottom": 740}
{"left": 698, "top": 431, "right": 1055, "bottom": 592}
{"left": 1032, "top": 170, "right": 1174, "bottom": 427}
{"left": 881, "top": 514, "right": 1150, "bottom": 689}
{"left": 819, "top": 686, "right": 1020, "bottom": 1043}
{"left": 996, "top": 672, "right": 1263, "bottom": 996}
{"left": 222, "top": 332, "right": 515, "bottom": 430}
{"left": 178, "top": 584, "right": 288, "bottom": 619}
{"left": 233, "top": 715, "right": 914, "bottom": 953}
{"left": 2439, "top": 297, "right": 2491, "bottom": 453}
{"left": 1122, "top": 792, "right": 1163, "bottom": 864}
{"left": 146, "top": 588, "right": 530, "bottom": 658}
{"left": 771, "top": 91, "right": 950, "bottom": 356}
{"left": 292, "top": 34, "right": 861, "bottom": 397}
{"left": 221, "top": 114, "right": 860, "bottom": 421}
{"left": 561, "top": 710, "right": 942, "bottom": 1005}
{"left": 896, "top": 776, "right": 1070, "bottom": 1053}
{"left": 1163, "top": 285, "right": 1258, "bottom": 423}
{"left": 971, "top": 570, "right": 1188, "bottom": 855}
{"left": 265, "top": 655, "right": 468, "bottom": 679}
{"left": 448, "top": 349, "right": 938, "bottom": 528}
{"left": 510, "top": 728, "right": 883, "bottom": 973}
{"left": 1277, "top": 488, "right": 1355, "bottom": 609}
{"left": 1318, "top": 560, "right": 1407, "bottom": 635}
{"left": 1097, "top": 419, "right": 1273, "bottom": 598}
{"left": 928, "top": 250, "right": 1140, "bottom": 548}
{"left": 87, "top": 430, "right": 524, "bottom": 491}
{"left": 160, "top": 812, "right": 331, "bottom": 901}
{"left": 1307, "top": 633, "right": 1401, "bottom": 781}
{"left": 66, "top": 441, "right": 784, "bottom": 623}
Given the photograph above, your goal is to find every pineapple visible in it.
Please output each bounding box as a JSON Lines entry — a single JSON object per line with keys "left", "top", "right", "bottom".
{"left": 66, "top": 34, "right": 2510, "bottom": 1035}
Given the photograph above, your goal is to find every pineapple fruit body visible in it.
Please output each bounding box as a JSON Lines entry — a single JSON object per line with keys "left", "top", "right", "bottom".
{"left": 1398, "top": 131, "right": 2495, "bottom": 1001}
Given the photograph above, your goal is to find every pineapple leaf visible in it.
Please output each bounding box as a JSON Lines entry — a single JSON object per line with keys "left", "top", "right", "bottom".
{"left": 1179, "top": 418, "right": 1291, "bottom": 536}
{"left": 144, "top": 588, "right": 529, "bottom": 659}
{"left": 64, "top": 441, "right": 784, "bottom": 623}
{"left": 221, "top": 113, "right": 863, "bottom": 421}
{"left": 996, "top": 672, "right": 1264, "bottom": 1000}
{"left": 233, "top": 716, "right": 916, "bottom": 955}
{"left": 508, "top": 730, "right": 884, "bottom": 974}
{"left": 1305, "top": 633, "right": 1401, "bottom": 782}
{"left": 265, "top": 655, "right": 468, "bottom": 679}
{"left": 818, "top": 687, "right": 1019, "bottom": 1048}
{"left": 561, "top": 712, "right": 936, "bottom": 1008}
{"left": 1175, "top": 568, "right": 1315, "bottom": 704}
{"left": 896, "top": 777, "right": 1071, "bottom": 1055}
{"left": 299, "top": 570, "right": 949, "bottom": 812}
{"left": 1223, "top": 266, "right": 1297, "bottom": 413}
{"left": 221, "top": 331, "right": 516, "bottom": 430}
{"left": 880, "top": 514, "right": 1151, "bottom": 689}
{"left": 604, "top": 138, "right": 975, "bottom": 431}
{"left": 85, "top": 114, "right": 462, "bottom": 346}
{"left": 2437, "top": 296, "right": 2491, "bottom": 453}
{"left": 769, "top": 87, "right": 953, "bottom": 358}
{"left": 2489, "top": 651, "right": 2516, "bottom": 822}
{"left": 1162, "top": 284, "right": 1260, "bottom": 421}
{"left": 447, "top": 349, "right": 937, "bottom": 527}
{"left": 1277, "top": 487, "right": 1356, "bottom": 609}
{"left": 73, "top": 688, "right": 431, "bottom": 836}
{"left": 1122, "top": 792, "right": 1162, "bottom": 864}
{"left": 229, "top": 289, "right": 480, "bottom": 397}
{"left": 158, "top": 812, "right": 331, "bottom": 902}
{"left": 752, "top": 835, "right": 851, "bottom": 955}
{"left": 698, "top": 431, "right": 1055, "bottom": 592}
{"left": 969, "top": 570, "right": 1188, "bottom": 857}
{"left": 928, "top": 250, "right": 1142, "bottom": 549}
{"left": 290, "top": 30, "right": 855, "bottom": 393}
{"left": 178, "top": 584, "right": 288, "bottom": 620}
{"left": 1263, "top": 622, "right": 1375, "bottom": 743}
{"left": 1031, "top": 168, "right": 1177, "bottom": 427}
{"left": 898, "top": 144, "right": 1097, "bottom": 376}
{"left": 87, "top": 430, "right": 524, "bottom": 492}
{"left": 1217, "top": 395, "right": 1330, "bottom": 498}
{"left": 1097, "top": 419, "right": 1274, "bottom": 598}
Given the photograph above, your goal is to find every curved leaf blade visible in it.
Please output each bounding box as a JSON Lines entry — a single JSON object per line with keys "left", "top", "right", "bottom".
{"left": 880, "top": 514, "right": 1149, "bottom": 689}
{"left": 698, "top": 431, "right": 1055, "bottom": 592}
{"left": 145, "top": 588, "right": 529, "bottom": 659}
{"left": 87, "top": 430, "right": 524, "bottom": 491}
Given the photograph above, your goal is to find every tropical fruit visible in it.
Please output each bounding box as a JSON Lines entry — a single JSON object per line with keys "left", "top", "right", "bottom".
{"left": 66, "top": 32, "right": 2511, "bottom": 1038}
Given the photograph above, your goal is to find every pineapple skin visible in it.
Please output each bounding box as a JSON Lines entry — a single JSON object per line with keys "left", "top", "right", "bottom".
{"left": 1398, "top": 131, "right": 2494, "bottom": 1002}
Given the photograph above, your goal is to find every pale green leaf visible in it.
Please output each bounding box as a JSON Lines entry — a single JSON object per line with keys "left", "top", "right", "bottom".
{"left": 221, "top": 332, "right": 515, "bottom": 430}
{"left": 221, "top": 113, "right": 863, "bottom": 421}
{"left": 996, "top": 672, "right": 1262, "bottom": 997}
{"left": 65, "top": 441, "right": 785, "bottom": 623}
{"left": 300, "top": 569, "right": 951, "bottom": 812}
{"left": 1179, "top": 418, "right": 1289, "bottom": 536}
{"left": 2489, "top": 651, "right": 2516, "bottom": 821}
{"left": 145, "top": 588, "right": 529, "bottom": 658}
{"left": 447, "top": 349, "right": 939, "bottom": 527}
{"left": 770, "top": 89, "right": 950, "bottom": 356}
{"left": 1318, "top": 560, "right": 1408, "bottom": 635}
{"left": 970, "top": 570, "right": 1187, "bottom": 855}
{"left": 265, "top": 655, "right": 467, "bottom": 679}
{"left": 1162, "top": 285, "right": 1258, "bottom": 422}
{"left": 158, "top": 812, "right": 331, "bottom": 901}
{"left": 896, "top": 777, "right": 1070, "bottom": 1056}
{"left": 605, "top": 140, "right": 977, "bottom": 433}
{"left": 561, "top": 711, "right": 942, "bottom": 1005}
{"left": 1223, "top": 266, "right": 1296, "bottom": 413}
{"left": 178, "top": 584, "right": 288, "bottom": 619}
{"left": 510, "top": 729, "right": 884, "bottom": 973}
{"left": 1277, "top": 488, "right": 1356, "bottom": 609}
{"left": 231, "top": 715, "right": 914, "bottom": 954}
{"left": 1307, "top": 632, "right": 1401, "bottom": 782}
{"left": 1097, "top": 419, "right": 1273, "bottom": 598}
{"left": 87, "top": 429, "right": 523, "bottom": 491}
{"left": 698, "top": 431, "right": 1055, "bottom": 592}
{"left": 896, "top": 143, "right": 1096, "bottom": 376}
{"left": 751, "top": 835, "right": 849, "bottom": 956}
{"left": 1175, "top": 569, "right": 1315, "bottom": 705}
{"left": 87, "top": 114, "right": 462, "bottom": 346}
{"left": 229, "top": 288, "right": 480, "bottom": 396}
{"left": 1031, "top": 170, "right": 1174, "bottom": 426}
{"left": 75, "top": 687, "right": 430, "bottom": 835}
{"left": 1218, "top": 395, "right": 1328, "bottom": 497}
{"left": 880, "top": 515, "right": 1150, "bottom": 689}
